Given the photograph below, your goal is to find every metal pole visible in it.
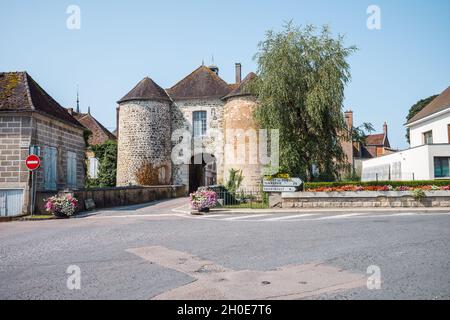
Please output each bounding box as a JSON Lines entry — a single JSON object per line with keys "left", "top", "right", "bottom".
{"left": 29, "top": 170, "right": 34, "bottom": 216}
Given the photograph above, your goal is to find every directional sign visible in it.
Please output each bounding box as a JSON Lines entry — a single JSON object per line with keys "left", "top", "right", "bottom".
{"left": 263, "top": 186, "right": 298, "bottom": 192}
{"left": 25, "top": 154, "right": 41, "bottom": 171}
{"left": 263, "top": 177, "right": 303, "bottom": 187}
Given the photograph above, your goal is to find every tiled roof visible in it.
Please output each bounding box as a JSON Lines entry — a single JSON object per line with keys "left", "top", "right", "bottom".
{"left": 222, "top": 72, "right": 256, "bottom": 100}
{"left": 0, "top": 72, "right": 83, "bottom": 127}
{"left": 407, "top": 86, "right": 450, "bottom": 124}
{"left": 69, "top": 110, "right": 116, "bottom": 145}
{"left": 118, "top": 77, "right": 171, "bottom": 103}
{"left": 365, "top": 133, "right": 385, "bottom": 146}
{"left": 167, "top": 66, "right": 231, "bottom": 100}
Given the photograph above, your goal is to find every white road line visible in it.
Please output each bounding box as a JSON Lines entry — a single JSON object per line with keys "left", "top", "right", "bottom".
{"left": 315, "top": 213, "right": 367, "bottom": 220}
{"left": 263, "top": 214, "right": 317, "bottom": 221}
{"left": 224, "top": 214, "right": 271, "bottom": 221}
{"left": 197, "top": 214, "right": 230, "bottom": 219}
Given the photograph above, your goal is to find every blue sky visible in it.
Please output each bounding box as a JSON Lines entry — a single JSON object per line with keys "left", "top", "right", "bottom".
{"left": 1, "top": 0, "right": 449, "bottom": 149}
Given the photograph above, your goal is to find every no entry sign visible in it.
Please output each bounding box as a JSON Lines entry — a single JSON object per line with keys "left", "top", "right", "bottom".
{"left": 25, "top": 154, "right": 41, "bottom": 171}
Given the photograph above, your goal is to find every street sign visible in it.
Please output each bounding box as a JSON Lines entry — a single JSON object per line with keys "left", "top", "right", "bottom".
{"left": 25, "top": 154, "right": 41, "bottom": 171}
{"left": 263, "top": 177, "right": 303, "bottom": 187}
{"left": 263, "top": 186, "right": 299, "bottom": 192}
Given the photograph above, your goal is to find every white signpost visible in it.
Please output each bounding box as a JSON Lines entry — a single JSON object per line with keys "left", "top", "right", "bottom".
{"left": 262, "top": 177, "right": 303, "bottom": 193}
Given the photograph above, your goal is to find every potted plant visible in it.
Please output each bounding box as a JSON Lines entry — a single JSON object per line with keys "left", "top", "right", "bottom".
{"left": 44, "top": 194, "right": 78, "bottom": 218}
{"left": 189, "top": 187, "right": 217, "bottom": 214}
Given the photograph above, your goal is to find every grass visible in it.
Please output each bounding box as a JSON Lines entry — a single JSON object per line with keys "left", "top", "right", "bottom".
{"left": 223, "top": 202, "right": 269, "bottom": 209}
{"left": 22, "top": 215, "right": 55, "bottom": 220}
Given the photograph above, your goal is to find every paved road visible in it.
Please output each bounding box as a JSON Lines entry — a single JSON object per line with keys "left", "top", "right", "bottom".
{"left": 0, "top": 198, "right": 449, "bottom": 299}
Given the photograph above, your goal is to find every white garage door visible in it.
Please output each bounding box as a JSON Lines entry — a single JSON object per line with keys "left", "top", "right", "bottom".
{"left": 0, "top": 190, "right": 24, "bottom": 217}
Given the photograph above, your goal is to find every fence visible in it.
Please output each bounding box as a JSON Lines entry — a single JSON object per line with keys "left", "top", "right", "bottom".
{"left": 209, "top": 186, "right": 268, "bottom": 209}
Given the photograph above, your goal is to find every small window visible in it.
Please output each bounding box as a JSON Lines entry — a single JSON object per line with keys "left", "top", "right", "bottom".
{"left": 88, "top": 157, "right": 99, "bottom": 179}
{"left": 434, "top": 157, "right": 450, "bottom": 178}
{"left": 423, "top": 131, "right": 433, "bottom": 144}
{"left": 193, "top": 111, "right": 207, "bottom": 137}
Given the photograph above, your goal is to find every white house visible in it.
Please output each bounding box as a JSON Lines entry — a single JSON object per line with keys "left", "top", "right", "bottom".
{"left": 362, "top": 86, "right": 450, "bottom": 181}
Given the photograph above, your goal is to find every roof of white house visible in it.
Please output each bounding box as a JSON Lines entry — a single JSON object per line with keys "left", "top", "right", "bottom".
{"left": 407, "top": 86, "right": 450, "bottom": 124}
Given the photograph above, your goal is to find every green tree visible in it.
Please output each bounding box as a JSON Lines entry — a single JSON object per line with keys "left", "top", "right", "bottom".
{"left": 87, "top": 140, "right": 117, "bottom": 187}
{"left": 251, "top": 23, "right": 356, "bottom": 181}
{"left": 405, "top": 95, "right": 438, "bottom": 144}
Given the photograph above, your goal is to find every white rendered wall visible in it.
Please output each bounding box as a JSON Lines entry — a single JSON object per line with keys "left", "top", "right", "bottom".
{"left": 361, "top": 144, "right": 450, "bottom": 181}
{"left": 409, "top": 109, "right": 450, "bottom": 147}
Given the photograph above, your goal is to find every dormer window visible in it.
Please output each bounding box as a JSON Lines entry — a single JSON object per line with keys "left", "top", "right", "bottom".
{"left": 423, "top": 131, "right": 433, "bottom": 145}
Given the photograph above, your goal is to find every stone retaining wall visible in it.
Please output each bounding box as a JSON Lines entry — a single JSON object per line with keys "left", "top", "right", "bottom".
{"left": 35, "top": 185, "right": 186, "bottom": 215}
{"left": 270, "top": 191, "right": 450, "bottom": 208}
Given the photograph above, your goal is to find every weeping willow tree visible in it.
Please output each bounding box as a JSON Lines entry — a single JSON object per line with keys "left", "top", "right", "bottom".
{"left": 251, "top": 23, "right": 356, "bottom": 181}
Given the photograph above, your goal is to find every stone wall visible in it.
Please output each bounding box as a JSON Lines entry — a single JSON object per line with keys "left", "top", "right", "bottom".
{"left": 117, "top": 100, "right": 172, "bottom": 186}
{"left": 0, "top": 112, "right": 85, "bottom": 214}
{"left": 34, "top": 185, "right": 186, "bottom": 214}
{"left": 271, "top": 190, "right": 450, "bottom": 208}
{"left": 171, "top": 98, "right": 225, "bottom": 188}
{"left": 32, "top": 113, "right": 86, "bottom": 191}
{"left": 222, "top": 96, "right": 262, "bottom": 189}
{"left": 0, "top": 114, "right": 30, "bottom": 189}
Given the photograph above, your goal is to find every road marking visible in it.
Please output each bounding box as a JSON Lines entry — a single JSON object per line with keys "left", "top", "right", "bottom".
{"left": 197, "top": 214, "right": 230, "bottom": 219}
{"left": 88, "top": 213, "right": 185, "bottom": 219}
{"left": 224, "top": 214, "right": 271, "bottom": 221}
{"left": 315, "top": 213, "right": 367, "bottom": 220}
{"left": 263, "top": 214, "right": 317, "bottom": 221}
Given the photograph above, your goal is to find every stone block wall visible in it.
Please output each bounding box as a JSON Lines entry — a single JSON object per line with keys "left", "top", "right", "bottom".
{"left": 32, "top": 113, "right": 86, "bottom": 191}
{"left": 117, "top": 100, "right": 172, "bottom": 186}
{"left": 0, "top": 114, "right": 30, "bottom": 188}
{"left": 273, "top": 190, "right": 450, "bottom": 208}
{"left": 34, "top": 185, "right": 186, "bottom": 214}
{"left": 222, "top": 96, "right": 262, "bottom": 189}
{"left": 171, "top": 98, "right": 225, "bottom": 187}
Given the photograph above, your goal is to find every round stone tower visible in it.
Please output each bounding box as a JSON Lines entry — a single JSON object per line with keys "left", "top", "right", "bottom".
{"left": 222, "top": 72, "right": 262, "bottom": 189}
{"left": 116, "top": 77, "right": 172, "bottom": 186}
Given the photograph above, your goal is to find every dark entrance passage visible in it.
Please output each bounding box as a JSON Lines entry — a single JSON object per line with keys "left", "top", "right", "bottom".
{"left": 189, "top": 153, "right": 216, "bottom": 193}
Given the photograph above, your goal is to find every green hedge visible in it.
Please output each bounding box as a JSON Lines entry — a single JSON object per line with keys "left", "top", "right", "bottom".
{"left": 304, "top": 180, "right": 450, "bottom": 189}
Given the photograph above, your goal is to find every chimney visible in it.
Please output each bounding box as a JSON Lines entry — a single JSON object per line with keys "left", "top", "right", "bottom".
{"left": 235, "top": 63, "right": 242, "bottom": 84}
{"left": 67, "top": 108, "right": 73, "bottom": 115}
{"left": 344, "top": 110, "right": 353, "bottom": 130}
{"left": 383, "top": 122, "right": 388, "bottom": 137}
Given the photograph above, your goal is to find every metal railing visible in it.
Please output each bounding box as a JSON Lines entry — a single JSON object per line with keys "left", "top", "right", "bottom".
{"left": 208, "top": 186, "right": 268, "bottom": 209}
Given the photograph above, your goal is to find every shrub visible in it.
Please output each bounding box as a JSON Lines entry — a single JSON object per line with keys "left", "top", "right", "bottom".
{"left": 304, "top": 180, "right": 450, "bottom": 189}
{"left": 44, "top": 194, "right": 78, "bottom": 217}
{"left": 135, "top": 162, "right": 169, "bottom": 186}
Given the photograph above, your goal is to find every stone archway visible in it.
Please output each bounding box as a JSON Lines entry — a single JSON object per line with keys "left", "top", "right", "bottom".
{"left": 189, "top": 153, "right": 216, "bottom": 193}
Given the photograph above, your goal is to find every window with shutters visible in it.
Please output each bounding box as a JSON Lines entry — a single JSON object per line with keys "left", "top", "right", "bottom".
{"left": 44, "top": 147, "right": 57, "bottom": 190}
{"left": 67, "top": 151, "right": 77, "bottom": 188}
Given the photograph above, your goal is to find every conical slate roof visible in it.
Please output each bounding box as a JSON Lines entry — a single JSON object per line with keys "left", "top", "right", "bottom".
{"left": 222, "top": 72, "right": 256, "bottom": 100}
{"left": 0, "top": 72, "right": 83, "bottom": 128}
{"left": 167, "top": 66, "right": 231, "bottom": 100}
{"left": 118, "top": 77, "right": 171, "bottom": 103}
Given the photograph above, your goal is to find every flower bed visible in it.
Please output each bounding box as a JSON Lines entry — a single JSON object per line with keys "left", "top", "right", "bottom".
{"left": 305, "top": 184, "right": 450, "bottom": 192}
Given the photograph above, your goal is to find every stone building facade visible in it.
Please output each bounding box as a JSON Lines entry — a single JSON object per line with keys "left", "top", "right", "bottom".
{"left": 0, "top": 72, "right": 86, "bottom": 216}
{"left": 116, "top": 64, "right": 263, "bottom": 192}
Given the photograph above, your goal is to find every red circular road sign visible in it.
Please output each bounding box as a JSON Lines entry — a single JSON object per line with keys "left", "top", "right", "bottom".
{"left": 25, "top": 154, "right": 41, "bottom": 171}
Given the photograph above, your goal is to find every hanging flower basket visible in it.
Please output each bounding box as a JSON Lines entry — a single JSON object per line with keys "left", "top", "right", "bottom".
{"left": 189, "top": 188, "right": 217, "bottom": 214}
{"left": 44, "top": 194, "right": 78, "bottom": 218}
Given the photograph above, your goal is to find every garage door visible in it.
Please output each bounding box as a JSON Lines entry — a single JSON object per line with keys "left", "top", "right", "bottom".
{"left": 0, "top": 190, "right": 24, "bottom": 217}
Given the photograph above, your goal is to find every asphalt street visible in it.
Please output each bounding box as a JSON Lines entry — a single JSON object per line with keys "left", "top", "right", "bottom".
{"left": 0, "top": 197, "right": 449, "bottom": 299}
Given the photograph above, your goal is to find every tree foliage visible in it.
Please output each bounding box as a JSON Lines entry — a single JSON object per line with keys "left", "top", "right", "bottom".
{"left": 405, "top": 95, "right": 438, "bottom": 144}
{"left": 250, "top": 23, "right": 356, "bottom": 181}
{"left": 87, "top": 140, "right": 117, "bottom": 188}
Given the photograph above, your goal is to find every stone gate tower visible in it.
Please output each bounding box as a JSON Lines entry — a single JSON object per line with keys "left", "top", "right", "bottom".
{"left": 222, "top": 72, "right": 262, "bottom": 189}
{"left": 116, "top": 77, "right": 172, "bottom": 186}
